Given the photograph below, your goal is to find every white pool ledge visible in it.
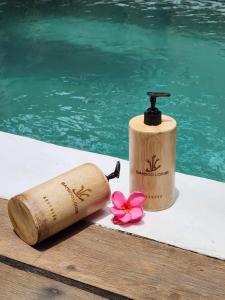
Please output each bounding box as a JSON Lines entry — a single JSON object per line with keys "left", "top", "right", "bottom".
{"left": 0, "top": 131, "right": 225, "bottom": 260}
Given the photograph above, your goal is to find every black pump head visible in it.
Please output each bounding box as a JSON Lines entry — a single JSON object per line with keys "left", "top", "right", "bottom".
{"left": 106, "top": 161, "right": 121, "bottom": 181}
{"left": 144, "top": 91, "right": 171, "bottom": 126}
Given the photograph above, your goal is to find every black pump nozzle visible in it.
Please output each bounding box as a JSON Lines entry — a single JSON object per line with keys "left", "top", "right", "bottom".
{"left": 144, "top": 91, "right": 171, "bottom": 126}
{"left": 106, "top": 161, "right": 121, "bottom": 181}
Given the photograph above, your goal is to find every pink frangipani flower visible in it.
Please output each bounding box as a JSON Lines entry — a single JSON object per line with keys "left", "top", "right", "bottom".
{"left": 110, "top": 191, "right": 145, "bottom": 225}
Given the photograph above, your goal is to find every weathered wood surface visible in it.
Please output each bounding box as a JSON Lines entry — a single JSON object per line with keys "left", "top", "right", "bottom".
{"left": 0, "top": 262, "right": 103, "bottom": 300}
{"left": 1, "top": 198, "right": 225, "bottom": 299}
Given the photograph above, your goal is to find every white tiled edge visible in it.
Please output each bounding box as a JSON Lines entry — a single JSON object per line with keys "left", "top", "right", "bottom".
{"left": 0, "top": 131, "right": 225, "bottom": 259}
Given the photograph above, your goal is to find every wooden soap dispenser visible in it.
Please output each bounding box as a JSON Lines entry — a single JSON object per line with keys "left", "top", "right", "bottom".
{"left": 129, "top": 92, "right": 176, "bottom": 211}
{"left": 8, "top": 162, "right": 120, "bottom": 245}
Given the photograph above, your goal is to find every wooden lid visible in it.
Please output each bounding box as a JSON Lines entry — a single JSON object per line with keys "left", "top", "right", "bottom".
{"left": 129, "top": 114, "right": 176, "bottom": 134}
{"left": 8, "top": 196, "right": 39, "bottom": 245}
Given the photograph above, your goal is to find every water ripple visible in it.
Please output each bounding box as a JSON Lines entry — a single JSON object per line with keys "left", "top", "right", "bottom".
{"left": 0, "top": 0, "right": 225, "bottom": 181}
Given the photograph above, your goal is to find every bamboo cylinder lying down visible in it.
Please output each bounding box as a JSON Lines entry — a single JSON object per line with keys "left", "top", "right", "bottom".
{"left": 8, "top": 163, "right": 111, "bottom": 245}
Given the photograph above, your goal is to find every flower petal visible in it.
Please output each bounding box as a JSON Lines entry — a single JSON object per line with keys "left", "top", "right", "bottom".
{"left": 118, "top": 212, "right": 131, "bottom": 223}
{"left": 129, "top": 207, "right": 144, "bottom": 221}
{"left": 130, "top": 216, "right": 143, "bottom": 224}
{"left": 112, "top": 216, "right": 125, "bottom": 225}
{"left": 110, "top": 207, "right": 125, "bottom": 216}
{"left": 111, "top": 191, "right": 127, "bottom": 209}
{"left": 128, "top": 192, "right": 145, "bottom": 207}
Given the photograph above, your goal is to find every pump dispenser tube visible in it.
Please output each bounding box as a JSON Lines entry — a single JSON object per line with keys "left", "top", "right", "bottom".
{"left": 129, "top": 92, "right": 176, "bottom": 211}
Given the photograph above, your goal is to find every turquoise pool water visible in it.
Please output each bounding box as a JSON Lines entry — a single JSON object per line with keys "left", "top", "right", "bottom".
{"left": 0, "top": 0, "right": 225, "bottom": 182}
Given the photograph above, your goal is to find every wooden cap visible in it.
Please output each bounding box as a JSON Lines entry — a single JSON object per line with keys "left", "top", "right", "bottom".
{"left": 129, "top": 114, "right": 176, "bottom": 134}
{"left": 8, "top": 196, "right": 39, "bottom": 245}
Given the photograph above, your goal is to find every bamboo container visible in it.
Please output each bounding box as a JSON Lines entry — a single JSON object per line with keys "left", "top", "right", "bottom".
{"left": 8, "top": 162, "right": 120, "bottom": 245}
{"left": 129, "top": 92, "right": 176, "bottom": 211}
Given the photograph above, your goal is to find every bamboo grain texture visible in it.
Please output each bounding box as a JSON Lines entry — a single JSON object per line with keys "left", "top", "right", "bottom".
{"left": 8, "top": 163, "right": 110, "bottom": 245}
{"left": 129, "top": 114, "right": 176, "bottom": 211}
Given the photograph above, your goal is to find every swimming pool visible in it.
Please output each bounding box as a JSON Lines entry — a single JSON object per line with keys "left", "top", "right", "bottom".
{"left": 0, "top": 0, "right": 225, "bottom": 182}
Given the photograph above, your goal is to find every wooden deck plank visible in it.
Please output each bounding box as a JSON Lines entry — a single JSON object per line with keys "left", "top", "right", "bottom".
{"left": 1, "top": 198, "right": 225, "bottom": 299}
{"left": 0, "top": 262, "right": 104, "bottom": 300}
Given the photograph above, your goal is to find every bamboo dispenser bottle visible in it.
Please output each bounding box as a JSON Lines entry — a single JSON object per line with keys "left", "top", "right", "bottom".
{"left": 129, "top": 92, "right": 176, "bottom": 211}
{"left": 8, "top": 162, "right": 120, "bottom": 245}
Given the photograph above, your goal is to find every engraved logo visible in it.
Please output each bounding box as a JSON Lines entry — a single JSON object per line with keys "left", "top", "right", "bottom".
{"left": 146, "top": 155, "right": 161, "bottom": 173}
{"left": 72, "top": 185, "right": 92, "bottom": 202}
{"left": 61, "top": 182, "right": 92, "bottom": 214}
{"left": 135, "top": 155, "right": 169, "bottom": 177}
